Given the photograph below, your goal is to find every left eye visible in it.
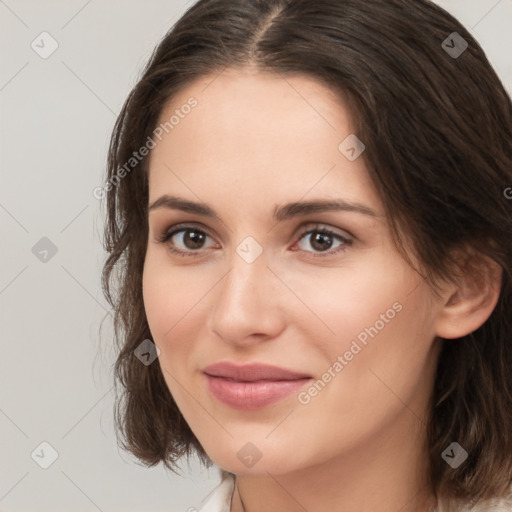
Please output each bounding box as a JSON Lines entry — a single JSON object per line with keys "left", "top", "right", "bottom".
{"left": 294, "top": 226, "right": 352, "bottom": 257}
{"left": 157, "top": 224, "right": 352, "bottom": 258}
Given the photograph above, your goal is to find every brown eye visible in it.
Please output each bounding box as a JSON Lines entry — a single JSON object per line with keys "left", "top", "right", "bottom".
{"left": 157, "top": 225, "right": 216, "bottom": 257}
{"left": 175, "top": 229, "right": 207, "bottom": 250}
{"left": 295, "top": 225, "right": 352, "bottom": 258}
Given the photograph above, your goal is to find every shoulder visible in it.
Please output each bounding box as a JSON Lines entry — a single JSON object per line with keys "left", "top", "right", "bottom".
{"left": 197, "top": 473, "right": 236, "bottom": 512}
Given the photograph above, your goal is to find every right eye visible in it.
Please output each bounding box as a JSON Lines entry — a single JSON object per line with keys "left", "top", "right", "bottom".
{"left": 157, "top": 224, "right": 218, "bottom": 257}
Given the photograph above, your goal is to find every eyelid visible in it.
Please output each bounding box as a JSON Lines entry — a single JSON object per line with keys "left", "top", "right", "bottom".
{"left": 158, "top": 221, "right": 353, "bottom": 240}
{"left": 156, "top": 221, "right": 212, "bottom": 240}
{"left": 296, "top": 222, "right": 354, "bottom": 240}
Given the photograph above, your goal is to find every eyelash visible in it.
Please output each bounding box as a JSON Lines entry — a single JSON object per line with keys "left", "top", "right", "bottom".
{"left": 156, "top": 223, "right": 353, "bottom": 259}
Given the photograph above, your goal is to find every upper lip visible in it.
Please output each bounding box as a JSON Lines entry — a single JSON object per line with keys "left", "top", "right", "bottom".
{"left": 203, "top": 362, "right": 312, "bottom": 382}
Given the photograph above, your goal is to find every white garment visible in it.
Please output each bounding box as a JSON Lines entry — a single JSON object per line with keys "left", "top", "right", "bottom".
{"left": 197, "top": 473, "right": 512, "bottom": 512}
{"left": 197, "top": 474, "right": 235, "bottom": 512}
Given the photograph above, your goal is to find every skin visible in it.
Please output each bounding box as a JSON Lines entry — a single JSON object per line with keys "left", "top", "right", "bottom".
{"left": 142, "top": 67, "right": 501, "bottom": 512}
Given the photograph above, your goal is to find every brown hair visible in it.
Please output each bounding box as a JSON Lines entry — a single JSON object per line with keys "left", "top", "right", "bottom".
{"left": 100, "top": 0, "right": 512, "bottom": 505}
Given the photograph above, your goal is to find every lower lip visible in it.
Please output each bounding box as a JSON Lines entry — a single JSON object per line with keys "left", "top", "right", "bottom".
{"left": 204, "top": 374, "right": 312, "bottom": 410}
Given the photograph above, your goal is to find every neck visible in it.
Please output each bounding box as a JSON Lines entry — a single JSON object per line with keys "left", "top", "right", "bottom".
{"left": 230, "top": 411, "right": 436, "bottom": 512}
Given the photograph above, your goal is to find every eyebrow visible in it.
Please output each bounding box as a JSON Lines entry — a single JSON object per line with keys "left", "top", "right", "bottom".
{"left": 148, "top": 194, "right": 378, "bottom": 221}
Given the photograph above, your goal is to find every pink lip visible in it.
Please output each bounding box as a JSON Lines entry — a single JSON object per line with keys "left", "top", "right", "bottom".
{"left": 202, "top": 362, "right": 312, "bottom": 410}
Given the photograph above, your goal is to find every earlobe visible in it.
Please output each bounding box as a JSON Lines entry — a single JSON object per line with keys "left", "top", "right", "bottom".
{"left": 434, "top": 254, "right": 502, "bottom": 340}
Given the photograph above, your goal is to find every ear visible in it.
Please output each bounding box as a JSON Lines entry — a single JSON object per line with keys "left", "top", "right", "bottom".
{"left": 434, "top": 251, "right": 502, "bottom": 339}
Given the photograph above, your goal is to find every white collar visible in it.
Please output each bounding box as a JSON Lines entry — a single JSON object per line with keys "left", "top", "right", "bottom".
{"left": 196, "top": 473, "right": 512, "bottom": 512}
{"left": 197, "top": 474, "right": 235, "bottom": 512}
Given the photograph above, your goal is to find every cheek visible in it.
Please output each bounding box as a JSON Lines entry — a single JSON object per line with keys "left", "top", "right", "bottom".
{"left": 142, "top": 251, "right": 207, "bottom": 340}
{"left": 142, "top": 258, "right": 185, "bottom": 375}
{"left": 142, "top": 256, "right": 217, "bottom": 385}
{"left": 142, "top": 264, "right": 202, "bottom": 420}
{"left": 290, "top": 253, "right": 413, "bottom": 356}
{"left": 300, "top": 258, "right": 436, "bottom": 409}
{"left": 308, "top": 279, "right": 438, "bottom": 429}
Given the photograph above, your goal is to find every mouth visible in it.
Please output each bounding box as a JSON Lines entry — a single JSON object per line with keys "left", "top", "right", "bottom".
{"left": 202, "top": 362, "right": 313, "bottom": 410}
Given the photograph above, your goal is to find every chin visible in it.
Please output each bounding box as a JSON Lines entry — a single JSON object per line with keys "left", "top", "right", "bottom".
{"left": 203, "top": 437, "right": 315, "bottom": 476}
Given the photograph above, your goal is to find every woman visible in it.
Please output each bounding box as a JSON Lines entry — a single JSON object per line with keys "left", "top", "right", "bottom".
{"left": 100, "top": 0, "right": 512, "bottom": 510}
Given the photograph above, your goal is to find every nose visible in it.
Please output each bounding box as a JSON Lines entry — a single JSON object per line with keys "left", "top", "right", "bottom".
{"left": 207, "top": 246, "right": 286, "bottom": 347}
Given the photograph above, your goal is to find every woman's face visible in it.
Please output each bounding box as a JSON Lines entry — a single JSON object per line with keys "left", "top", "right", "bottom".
{"left": 143, "top": 68, "right": 444, "bottom": 475}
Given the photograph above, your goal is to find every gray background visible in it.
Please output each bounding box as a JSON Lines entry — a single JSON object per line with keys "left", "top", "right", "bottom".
{"left": 1, "top": 1, "right": 511, "bottom": 511}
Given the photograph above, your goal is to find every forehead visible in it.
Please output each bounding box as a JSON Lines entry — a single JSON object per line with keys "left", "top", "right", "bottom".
{"left": 147, "top": 68, "right": 382, "bottom": 218}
